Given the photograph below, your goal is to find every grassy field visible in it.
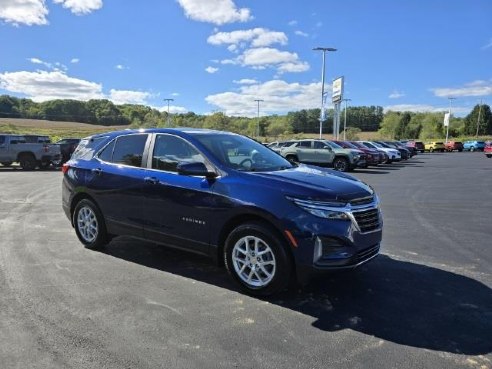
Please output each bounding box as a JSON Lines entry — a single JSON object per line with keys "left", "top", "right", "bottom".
{"left": 0, "top": 118, "right": 129, "bottom": 142}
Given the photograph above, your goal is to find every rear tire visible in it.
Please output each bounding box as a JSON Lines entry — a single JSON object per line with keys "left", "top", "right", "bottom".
{"left": 486, "top": 154, "right": 492, "bottom": 158}
{"left": 19, "top": 154, "right": 36, "bottom": 170}
{"left": 73, "top": 199, "right": 108, "bottom": 250}
{"left": 224, "top": 222, "right": 292, "bottom": 296}
{"left": 470, "top": 147, "right": 475, "bottom": 152}
{"left": 285, "top": 155, "right": 298, "bottom": 164}
{"left": 1, "top": 162, "right": 12, "bottom": 167}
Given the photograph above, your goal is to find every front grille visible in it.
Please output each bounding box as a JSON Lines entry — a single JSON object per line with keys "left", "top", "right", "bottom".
{"left": 350, "top": 196, "right": 374, "bottom": 206}
{"left": 353, "top": 208, "right": 381, "bottom": 232}
{"left": 356, "top": 244, "right": 380, "bottom": 263}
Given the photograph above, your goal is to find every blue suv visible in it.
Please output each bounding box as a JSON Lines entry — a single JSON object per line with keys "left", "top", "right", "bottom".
{"left": 62, "top": 129, "right": 382, "bottom": 295}
{"left": 463, "top": 140, "right": 486, "bottom": 151}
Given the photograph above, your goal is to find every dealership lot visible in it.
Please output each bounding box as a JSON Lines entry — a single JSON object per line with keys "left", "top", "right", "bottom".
{"left": 0, "top": 153, "right": 491, "bottom": 369}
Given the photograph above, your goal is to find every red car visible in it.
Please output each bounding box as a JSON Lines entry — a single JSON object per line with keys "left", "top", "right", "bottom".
{"left": 444, "top": 141, "right": 464, "bottom": 152}
{"left": 332, "top": 140, "right": 379, "bottom": 166}
{"left": 485, "top": 142, "right": 492, "bottom": 158}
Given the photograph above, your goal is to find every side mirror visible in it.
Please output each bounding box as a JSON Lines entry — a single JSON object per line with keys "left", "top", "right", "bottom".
{"left": 324, "top": 146, "right": 332, "bottom": 151}
{"left": 177, "top": 162, "right": 217, "bottom": 179}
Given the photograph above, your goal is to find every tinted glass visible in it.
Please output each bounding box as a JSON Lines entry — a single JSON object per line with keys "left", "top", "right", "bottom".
{"left": 323, "top": 141, "right": 343, "bottom": 149}
{"left": 72, "top": 136, "right": 109, "bottom": 160}
{"left": 0, "top": 136, "right": 5, "bottom": 144}
{"left": 112, "top": 134, "right": 148, "bottom": 167}
{"left": 298, "top": 141, "right": 311, "bottom": 148}
{"left": 98, "top": 139, "right": 115, "bottom": 162}
{"left": 152, "top": 134, "right": 205, "bottom": 172}
{"left": 313, "top": 141, "right": 326, "bottom": 149}
{"left": 193, "top": 133, "right": 292, "bottom": 172}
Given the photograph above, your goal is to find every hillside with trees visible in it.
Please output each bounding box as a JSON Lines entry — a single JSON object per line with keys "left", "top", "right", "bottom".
{"left": 1, "top": 95, "right": 490, "bottom": 140}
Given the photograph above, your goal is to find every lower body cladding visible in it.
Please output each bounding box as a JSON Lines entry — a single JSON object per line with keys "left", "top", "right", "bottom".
{"left": 287, "top": 211, "right": 383, "bottom": 283}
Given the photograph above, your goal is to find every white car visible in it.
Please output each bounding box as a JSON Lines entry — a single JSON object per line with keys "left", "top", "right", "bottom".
{"left": 358, "top": 141, "right": 401, "bottom": 163}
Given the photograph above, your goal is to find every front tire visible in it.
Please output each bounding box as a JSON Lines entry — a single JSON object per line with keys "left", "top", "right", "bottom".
{"left": 73, "top": 199, "right": 108, "bottom": 250}
{"left": 224, "top": 222, "right": 292, "bottom": 296}
{"left": 333, "top": 157, "right": 349, "bottom": 172}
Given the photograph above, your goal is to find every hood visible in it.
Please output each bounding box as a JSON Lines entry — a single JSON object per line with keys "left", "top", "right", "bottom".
{"left": 246, "top": 165, "right": 373, "bottom": 202}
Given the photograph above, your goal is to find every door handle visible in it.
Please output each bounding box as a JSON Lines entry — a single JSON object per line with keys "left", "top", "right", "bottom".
{"left": 91, "top": 168, "right": 102, "bottom": 175}
{"left": 144, "top": 176, "right": 159, "bottom": 185}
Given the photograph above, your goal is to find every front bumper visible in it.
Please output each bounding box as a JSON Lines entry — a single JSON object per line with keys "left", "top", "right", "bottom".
{"left": 285, "top": 198, "right": 383, "bottom": 282}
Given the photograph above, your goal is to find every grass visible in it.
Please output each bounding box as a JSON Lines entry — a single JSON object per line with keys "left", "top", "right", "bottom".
{"left": 0, "top": 118, "right": 129, "bottom": 142}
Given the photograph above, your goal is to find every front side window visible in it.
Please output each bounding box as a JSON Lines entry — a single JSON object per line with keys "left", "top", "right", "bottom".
{"left": 112, "top": 134, "right": 148, "bottom": 167}
{"left": 298, "top": 141, "right": 312, "bottom": 148}
{"left": 152, "top": 134, "right": 205, "bottom": 172}
{"left": 0, "top": 136, "right": 5, "bottom": 145}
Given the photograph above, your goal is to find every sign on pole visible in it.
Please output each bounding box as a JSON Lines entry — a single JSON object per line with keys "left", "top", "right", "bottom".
{"left": 332, "top": 76, "right": 344, "bottom": 103}
{"left": 443, "top": 112, "right": 450, "bottom": 127}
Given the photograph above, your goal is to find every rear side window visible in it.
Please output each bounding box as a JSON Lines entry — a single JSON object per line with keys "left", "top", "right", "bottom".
{"left": 98, "top": 140, "right": 115, "bottom": 162}
{"left": 0, "top": 136, "right": 5, "bottom": 144}
{"left": 298, "top": 141, "right": 312, "bottom": 148}
{"left": 112, "top": 134, "right": 148, "bottom": 167}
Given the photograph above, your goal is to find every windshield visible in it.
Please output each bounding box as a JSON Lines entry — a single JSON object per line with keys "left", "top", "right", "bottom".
{"left": 368, "top": 142, "right": 382, "bottom": 148}
{"left": 192, "top": 133, "right": 293, "bottom": 172}
{"left": 323, "top": 140, "right": 343, "bottom": 149}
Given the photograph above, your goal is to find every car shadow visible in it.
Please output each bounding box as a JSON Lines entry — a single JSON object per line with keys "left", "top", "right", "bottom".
{"left": 98, "top": 238, "right": 492, "bottom": 356}
{"left": 353, "top": 169, "right": 391, "bottom": 174}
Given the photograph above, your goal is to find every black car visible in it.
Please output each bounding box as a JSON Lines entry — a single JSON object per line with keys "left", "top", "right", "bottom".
{"left": 56, "top": 138, "right": 81, "bottom": 163}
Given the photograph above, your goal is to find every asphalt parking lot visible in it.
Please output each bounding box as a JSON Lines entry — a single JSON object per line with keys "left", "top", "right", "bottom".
{"left": 1, "top": 153, "right": 491, "bottom": 369}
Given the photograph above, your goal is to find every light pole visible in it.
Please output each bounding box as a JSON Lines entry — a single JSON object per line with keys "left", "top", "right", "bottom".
{"left": 342, "top": 98, "right": 351, "bottom": 140}
{"left": 476, "top": 99, "right": 483, "bottom": 138}
{"left": 163, "top": 98, "right": 174, "bottom": 127}
{"left": 446, "top": 97, "right": 456, "bottom": 143}
{"left": 254, "top": 99, "right": 264, "bottom": 138}
{"left": 313, "top": 47, "right": 337, "bottom": 139}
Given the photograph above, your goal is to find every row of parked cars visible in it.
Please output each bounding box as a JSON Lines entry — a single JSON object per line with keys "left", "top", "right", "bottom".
{"left": 0, "top": 134, "right": 80, "bottom": 169}
{"left": 401, "top": 139, "right": 490, "bottom": 153}
{"left": 265, "top": 139, "right": 419, "bottom": 172}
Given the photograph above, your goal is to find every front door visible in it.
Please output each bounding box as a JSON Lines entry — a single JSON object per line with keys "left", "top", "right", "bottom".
{"left": 142, "top": 133, "right": 217, "bottom": 254}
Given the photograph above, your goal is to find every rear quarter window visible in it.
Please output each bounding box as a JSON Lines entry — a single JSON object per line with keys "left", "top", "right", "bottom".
{"left": 71, "top": 136, "right": 110, "bottom": 160}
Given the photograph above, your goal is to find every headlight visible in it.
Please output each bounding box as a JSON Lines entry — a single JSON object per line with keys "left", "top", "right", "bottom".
{"left": 287, "top": 197, "right": 350, "bottom": 220}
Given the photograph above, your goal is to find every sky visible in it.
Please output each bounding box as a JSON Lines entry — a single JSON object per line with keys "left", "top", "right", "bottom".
{"left": 0, "top": 0, "right": 491, "bottom": 117}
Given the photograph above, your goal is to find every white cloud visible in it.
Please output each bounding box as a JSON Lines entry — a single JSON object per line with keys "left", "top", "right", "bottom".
{"left": 157, "top": 105, "right": 188, "bottom": 114}
{"left": 115, "top": 64, "right": 127, "bottom": 70}
{"left": 238, "top": 47, "right": 309, "bottom": 73}
{"left": 288, "top": 20, "right": 298, "bottom": 26}
{"left": 207, "top": 28, "right": 288, "bottom": 48}
{"left": 171, "top": 92, "right": 180, "bottom": 97}
{"left": 71, "top": 58, "right": 80, "bottom": 63}
{"left": 0, "top": 0, "right": 48, "bottom": 26}
{"left": 53, "top": 0, "right": 103, "bottom": 15}
{"left": 384, "top": 104, "right": 470, "bottom": 114}
{"left": 389, "top": 90, "right": 405, "bottom": 99}
{"left": 431, "top": 80, "right": 492, "bottom": 98}
{"left": 220, "top": 59, "right": 238, "bottom": 65}
{"left": 109, "top": 89, "right": 151, "bottom": 105}
{"left": 28, "top": 57, "right": 44, "bottom": 64}
{"left": 0, "top": 70, "right": 103, "bottom": 102}
{"left": 233, "top": 79, "right": 258, "bottom": 85}
{"left": 206, "top": 79, "right": 325, "bottom": 116}
{"left": 205, "top": 66, "right": 219, "bottom": 74}
{"left": 294, "top": 30, "right": 308, "bottom": 37}
{"left": 481, "top": 38, "right": 492, "bottom": 50}
{"left": 177, "top": 0, "right": 252, "bottom": 25}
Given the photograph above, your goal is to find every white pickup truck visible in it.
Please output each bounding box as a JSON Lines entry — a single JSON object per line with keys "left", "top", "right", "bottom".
{"left": 0, "top": 134, "right": 61, "bottom": 170}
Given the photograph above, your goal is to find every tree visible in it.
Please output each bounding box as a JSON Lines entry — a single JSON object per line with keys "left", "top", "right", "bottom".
{"left": 204, "top": 112, "right": 230, "bottom": 131}
{"left": 378, "top": 111, "right": 401, "bottom": 138}
{"left": 463, "top": 104, "right": 492, "bottom": 136}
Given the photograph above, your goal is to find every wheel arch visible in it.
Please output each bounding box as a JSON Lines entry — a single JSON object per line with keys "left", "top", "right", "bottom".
{"left": 70, "top": 192, "right": 100, "bottom": 226}
{"left": 16, "top": 151, "right": 36, "bottom": 161}
{"left": 215, "top": 213, "right": 296, "bottom": 271}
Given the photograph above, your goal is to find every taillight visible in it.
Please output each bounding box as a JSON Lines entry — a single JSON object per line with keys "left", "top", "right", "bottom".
{"left": 62, "top": 163, "right": 70, "bottom": 174}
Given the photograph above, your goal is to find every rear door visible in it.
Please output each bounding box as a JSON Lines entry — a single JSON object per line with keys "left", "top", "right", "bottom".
{"left": 296, "top": 140, "right": 316, "bottom": 162}
{"left": 0, "top": 135, "right": 8, "bottom": 161}
{"left": 313, "top": 140, "right": 335, "bottom": 164}
{"left": 87, "top": 133, "right": 150, "bottom": 237}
